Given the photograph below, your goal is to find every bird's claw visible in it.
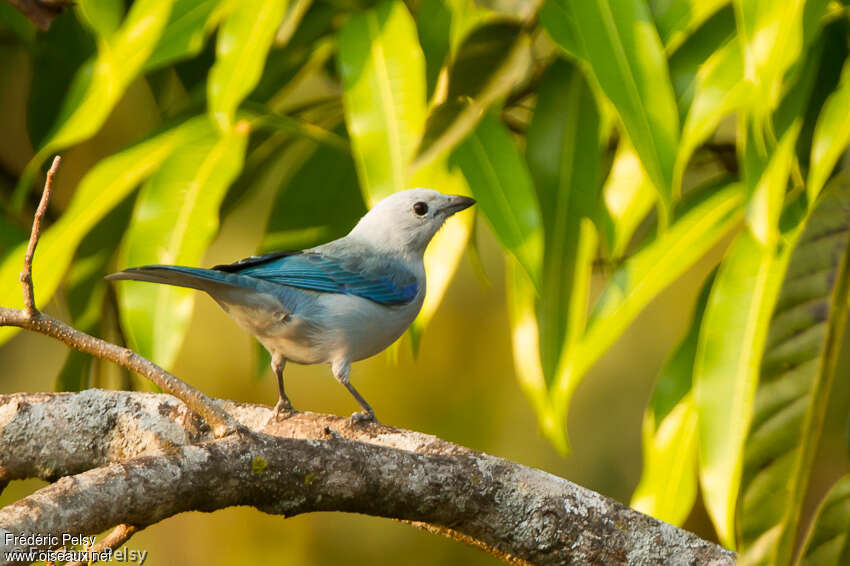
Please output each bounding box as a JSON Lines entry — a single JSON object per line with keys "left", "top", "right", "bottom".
{"left": 349, "top": 411, "right": 377, "bottom": 425}
{"left": 272, "top": 400, "right": 295, "bottom": 422}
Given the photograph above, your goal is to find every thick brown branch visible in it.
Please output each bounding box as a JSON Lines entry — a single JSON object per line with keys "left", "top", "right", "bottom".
{"left": 19, "top": 156, "right": 59, "bottom": 317}
{"left": 0, "top": 391, "right": 735, "bottom": 565}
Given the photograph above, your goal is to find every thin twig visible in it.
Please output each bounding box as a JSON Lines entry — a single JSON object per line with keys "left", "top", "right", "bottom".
{"left": 65, "top": 524, "right": 138, "bottom": 566}
{"left": 19, "top": 155, "right": 60, "bottom": 317}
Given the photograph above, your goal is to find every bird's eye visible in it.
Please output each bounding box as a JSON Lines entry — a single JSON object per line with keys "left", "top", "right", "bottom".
{"left": 413, "top": 202, "right": 429, "bottom": 216}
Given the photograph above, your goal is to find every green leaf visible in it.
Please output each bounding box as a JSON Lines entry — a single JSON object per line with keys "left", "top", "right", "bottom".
{"left": 650, "top": 0, "right": 729, "bottom": 52}
{"left": 693, "top": 228, "right": 796, "bottom": 548}
{"left": 26, "top": 11, "right": 95, "bottom": 149}
{"left": 746, "top": 123, "right": 801, "bottom": 247}
{"left": 412, "top": 20, "right": 531, "bottom": 174}
{"left": 526, "top": 59, "right": 601, "bottom": 381}
{"left": 208, "top": 0, "right": 289, "bottom": 130}
{"left": 415, "top": 0, "right": 453, "bottom": 98}
{"left": 75, "top": 0, "right": 124, "bottom": 38}
{"left": 0, "top": 116, "right": 214, "bottom": 347}
{"left": 117, "top": 122, "right": 249, "bottom": 369}
{"left": 450, "top": 112, "right": 543, "bottom": 288}
{"left": 675, "top": 36, "right": 746, "bottom": 188}
{"left": 263, "top": 134, "right": 366, "bottom": 252}
{"left": 409, "top": 160, "right": 474, "bottom": 354}
{"left": 667, "top": 6, "right": 736, "bottom": 118}
{"left": 808, "top": 59, "right": 850, "bottom": 204}
{"left": 575, "top": 184, "right": 744, "bottom": 394}
{"left": 338, "top": 0, "right": 427, "bottom": 203}
{"left": 600, "top": 135, "right": 657, "bottom": 259}
{"left": 546, "top": 0, "right": 680, "bottom": 207}
{"left": 505, "top": 219, "right": 597, "bottom": 454}
{"left": 799, "top": 475, "right": 850, "bottom": 566}
{"left": 145, "top": 0, "right": 223, "bottom": 71}
{"left": 738, "top": 177, "right": 850, "bottom": 565}
{"left": 734, "top": 0, "right": 806, "bottom": 123}
{"left": 631, "top": 271, "right": 713, "bottom": 526}
{"left": 16, "top": 0, "right": 175, "bottom": 204}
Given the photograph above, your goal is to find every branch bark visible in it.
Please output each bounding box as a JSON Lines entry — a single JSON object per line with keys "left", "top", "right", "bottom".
{"left": 0, "top": 391, "right": 735, "bottom": 566}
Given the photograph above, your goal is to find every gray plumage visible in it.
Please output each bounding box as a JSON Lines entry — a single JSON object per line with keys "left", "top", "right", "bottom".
{"left": 107, "top": 188, "right": 475, "bottom": 421}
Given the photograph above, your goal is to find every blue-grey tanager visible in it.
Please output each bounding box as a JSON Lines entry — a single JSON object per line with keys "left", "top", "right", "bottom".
{"left": 107, "top": 188, "right": 476, "bottom": 421}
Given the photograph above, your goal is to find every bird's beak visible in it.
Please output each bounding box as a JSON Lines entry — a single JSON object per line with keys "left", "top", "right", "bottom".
{"left": 442, "top": 195, "right": 476, "bottom": 216}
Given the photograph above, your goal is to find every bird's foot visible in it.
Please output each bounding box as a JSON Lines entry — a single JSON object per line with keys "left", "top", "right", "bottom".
{"left": 349, "top": 410, "right": 377, "bottom": 425}
{"left": 271, "top": 399, "right": 296, "bottom": 422}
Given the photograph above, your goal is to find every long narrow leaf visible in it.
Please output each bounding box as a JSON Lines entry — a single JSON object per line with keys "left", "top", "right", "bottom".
{"left": 450, "top": 112, "right": 543, "bottom": 288}
{"left": 16, "top": 0, "right": 174, "bottom": 204}
{"left": 808, "top": 59, "right": 850, "bottom": 204}
{"left": 117, "top": 123, "right": 249, "bottom": 369}
{"left": 338, "top": 0, "right": 427, "bottom": 203}
{"left": 544, "top": 0, "right": 680, "bottom": 208}
{"left": 694, "top": 229, "right": 793, "bottom": 548}
{"left": 208, "top": 0, "right": 289, "bottom": 129}
{"left": 738, "top": 177, "right": 850, "bottom": 565}
{"left": 631, "top": 272, "right": 714, "bottom": 525}
{"left": 411, "top": 20, "right": 530, "bottom": 175}
{"left": 650, "top": 0, "right": 729, "bottom": 52}
{"left": 0, "top": 117, "right": 214, "bottom": 346}
{"left": 799, "top": 475, "right": 850, "bottom": 566}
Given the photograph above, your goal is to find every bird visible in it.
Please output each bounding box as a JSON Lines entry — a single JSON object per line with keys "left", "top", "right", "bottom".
{"left": 107, "top": 188, "right": 476, "bottom": 422}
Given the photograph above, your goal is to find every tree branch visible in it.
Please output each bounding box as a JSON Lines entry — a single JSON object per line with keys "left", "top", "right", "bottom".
{"left": 0, "top": 156, "right": 734, "bottom": 564}
{"left": 0, "top": 391, "right": 735, "bottom": 566}
{"left": 0, "top": 156, "right": 236, "bottom": 438}
{"left": 19, "top": 156, "right": 59, "bottom": 317}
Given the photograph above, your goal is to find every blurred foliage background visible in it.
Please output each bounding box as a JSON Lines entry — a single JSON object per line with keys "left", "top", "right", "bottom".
{"left": 1, "top": 0, "right": 850, "bottom": 564}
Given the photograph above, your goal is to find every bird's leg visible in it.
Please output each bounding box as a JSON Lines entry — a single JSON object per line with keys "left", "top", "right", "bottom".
{"left": 271, "top": 353, "right": 294, "bottom": 420}
{"left": 332, "top": 359, "right": 376, "bottom": 423}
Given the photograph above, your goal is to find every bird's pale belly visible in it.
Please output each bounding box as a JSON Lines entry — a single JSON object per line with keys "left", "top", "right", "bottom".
{"left": 226, "top": 291, "right": 423, "bottom": 366}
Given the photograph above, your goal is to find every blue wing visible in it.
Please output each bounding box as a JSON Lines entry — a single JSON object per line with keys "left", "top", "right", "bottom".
{"left": 213, "top": 251, "right": 418, "bottom": 306}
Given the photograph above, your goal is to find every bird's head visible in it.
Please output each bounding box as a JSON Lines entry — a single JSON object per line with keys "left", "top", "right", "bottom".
{"left": 349, "top": 188, "right": 476, "bottom": 256}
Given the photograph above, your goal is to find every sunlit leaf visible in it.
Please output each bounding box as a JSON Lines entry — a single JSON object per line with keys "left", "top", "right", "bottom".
{"left": 145, "top": 0, "right": 223, "bottom": 71}
{"left": 545, "top": 0, "right": 680, "bottom": 209}
{"left": 526, "top": 59, "right": 601, "bottom": 381}
{"left": 75, "top": 0, "right": 123, "bottom": 38}
{"left": 693, "top": 228, "right": 796, "bottom": 548}
{"left": 412, "top": 20, "right": 531, "bottom": 174}
{"left": 16, "top": 0, "right": 175, "bottom": 204}
{"left": 116, "top": 122, "right": 249, "bottom": 369}
{"left": 809, "top": 59, "right": 850, "bottom": 204}
{"left": 675, "top": 36, "right": 746, "bottom": 189}
{"left": 450, "top": 112, "right": 543, "bottom": 288}
{"left": 738, "top": 177, "right": 850, "bottom": 565}
{"left": 799, "top": 475, "right": 850, "bottom": 566}
{"left": 746, "top": 123, "right": 801, "bottom": 247}
{"left": 631, "top": 271, "right": 714, "bottom": 526}
{"left": 338, "top": 0, "right": 427, "bottom": 202}
{"left": 650, "top": 0, "right": 729, "bottom": 52}
{"left": 734, "top": 0, "right": 805, "bottom": 125}
{"left": 506, "top": 219, "right": 597, "bottom": 454}
{"left": 409, "top": 160, "right": 473, "bottom": 355}
{"left": 600, "top": 136, "right": 656, "bottom": 259}
{"left": 575, "top": 184, "right": 744, "bottom": 396}
{"left": 208, "top": 0, "right": 288, "bottom": 129}
{"left": 666, "top": 6, "right": 736, "bottom": 118}
{"left": 0, "top": 116, "right": 214, "bottom": 347}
